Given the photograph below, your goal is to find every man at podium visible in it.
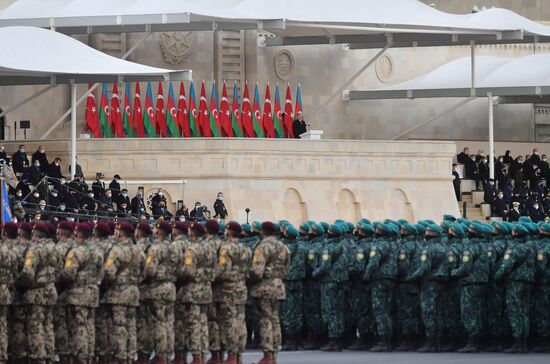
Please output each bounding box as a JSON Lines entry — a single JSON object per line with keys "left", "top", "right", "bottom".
{"left": 293, "top": 112, "right": 307, "bottom": 139}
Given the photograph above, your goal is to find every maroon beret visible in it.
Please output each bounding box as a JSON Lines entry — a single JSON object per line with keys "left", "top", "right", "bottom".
{"left": 45, "top": 222, "right": 56, "bottom": 237}
{"left": 137, "top": 221, "right": 153, "bottom": 236}
{"left": 205, "top": 219, "right": 220, "bottom": 234}
{"left": 33, "top": 222, "right": 50, "bottom": 236}
{"left": 226, "top": 221, "right": 242, "bottom": 235}
{"left": 117, "top": 222, "right": 135, "bottom": 235}
{"left": 57, "top": 221, "right": 75, "bottom": 233}
{"left": 190, "top": 222, "right": 206, "bottom": 236}
{"left": 75, "top": 222, "right": 93, "bottom": 234}
{"left": 261, "top": 221, "right": 277, "bottom": 235}
{"left": 107, "top": 222, "right": 116, "bottom": 235}
{"left": 155, "top": 221, "right": 172, "bottom": 235}
{"left": 174, "top": 221, "right": 190, "bottom": 234}
{"left": 95, "top": 222, "right": 112, "bottom": 236}
{"left": 3, "top": 222, "right": 19, "bottom": 236}
{"left": 19, "top": 222, "right": 33, "bottom": 234}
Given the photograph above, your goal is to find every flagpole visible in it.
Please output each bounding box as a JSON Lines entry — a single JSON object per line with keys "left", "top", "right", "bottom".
{"left": 70, "top": 80, "right": 77, "bottom": 181}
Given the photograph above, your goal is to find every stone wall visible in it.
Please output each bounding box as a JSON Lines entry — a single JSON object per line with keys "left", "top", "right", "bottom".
{"left": 1, "top": 139, "right": 459, "bottom": 225}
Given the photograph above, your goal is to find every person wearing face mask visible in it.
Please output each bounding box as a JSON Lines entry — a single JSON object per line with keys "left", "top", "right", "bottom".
{"left": 131, "top": 190, "right": 148, "bottom": 218}
{"left": 190, "top": 202, "right": 206, "bottom": 222}
{"left": 49, "top": 189, "right": 61, "bottom": 208}
{"left": 116, "top": 188, "right": 131, "bottom": 209}
{"left": 11, "top": 144, "right": 29, "bottom": 174}
{"left": 503, "top": 150, "right": 514, "bottom": 164}
{"left": 81, "top": 190, "right": 97, "bottom": 212}
{"left": 28, "top": 158, "right": 44, "bottom": 186}
{"left": 531, "top": 148, "right": 541, "bottom": 166}
{"left": 152, "top": 200, "right": 173, "bottom": 221}
{"left": 478, "top": 158, "right": 490, "bottom": 191}
{"left": 151, "top": 188, "right": 167, "bottom": 210}
{"left": 511, "top": 156, "right": 524, "bottom": 187}
{"left": 35, "top": 199, "right": 49, "bottom": 221}
{"left": 55, "top": 202, "right": 68, "bottom": 222}
{"left": 507, "top": 202, "right": 522, "bottom": 222}
{"left": 484, "top": 179, "right": 496, "bottom": 205}
{"left": 27, "top": 189, "right": 42, "bottom": 208}
{"left": 92, "top": 173, "right": 106, "bottom": 200}
{"left": 0, "top": 144, "right": 8, "bottom": 163}
{"left": 491, "top": 190, "right": 509, "bottom": 218}
{"left": 464, "top": 154, "right": 480, "bottom": 190}
{"left": 31, "top": 145, "right": 49, "bottom": 174}
{"left": 109, "top": 174, "right": 122, "bottom": 203}
{"left": 176, "top": 204, "right": 190, "bottom": 221}
{"left": 98, "top": 189, "right": 114, "bottom": 214}
{"left": 47, "top": 157, "right": 64, "bottom": 181}
{"left": 213, "top": 192, "right": 228, "bottom": 220}
{"left": 529, "top": 202, "right": 546, "bottom": 223}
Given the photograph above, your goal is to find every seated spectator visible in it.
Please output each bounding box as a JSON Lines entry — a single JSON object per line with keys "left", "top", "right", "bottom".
{"left": 190, "top": 201, "right": 206, "bottom": 222}
{"left": 484, "top": 179, "right": 496, "bottom": 204}
{"left": 117, "top": 202, "right": 131, "bottom": 219}
{"left": 131, "top": 190, "right": 147, "bottom": 217}
{"left": 457, "top": 147, "right": 469, "bottom": 164}
{"left": 491, "top": 190, "right": 508, "bottom": 218}
{"left": 116, "top": 188, "right": 131, "bottom": 209}
{"left": 26, "top": 190, "right": 42, "bottom": 208}
{"left": 511, "top": 188, "right": 526, "bottom": 212}
{"left": 152, "top": 189, "right": 167, "bottom": 209}
{"left": 47, "top": 157, "right": 64, "bottom": 180}
{"left": 49, "top": 189, "right": 61, "bottom": 208}
{"left": 152, "top": 201, "right": 173, "bottom": 220}
{"left": 176, "top": 204, "right": 190, "bottom": 221}
{"left": 80, "top": 190, "right": 97, "bottom": 212}
{"left": 28, "top": 159, "right": 44, "bottom": 186}
{"left": 503, "top": 150, "right": 514, "bottom": 164}
{"left": 98, "top": 189, "right": 114, "bottom": 213}
{"left": 507, "top": 201, "right": 522, "bottom": 222}
{"left": 92, "top": 173, "right": 106, "bottom": 200}
{"left": 31, "top": 145, "right": 49, "bottom": 174}
{"left": 530, "top": 202, "right": 546, "bottom": 223}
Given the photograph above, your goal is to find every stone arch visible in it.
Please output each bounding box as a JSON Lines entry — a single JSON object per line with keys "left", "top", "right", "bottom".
{"left": 389, "top": 188, "right": 413, "bottom": 222}
{"left": 337, "top": 188, "right": 360, "bottom": 222}
{"left": 283, "top": 188, "right": 307, "bottom": 226}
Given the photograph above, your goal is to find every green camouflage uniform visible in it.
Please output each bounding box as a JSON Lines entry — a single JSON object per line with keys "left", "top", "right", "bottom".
{"left": 280, "top": 235, "right": 306, "bottom": 341}
{"left": 303, "top": 233, "right": 326, "bottom": 345}
{"left": 533, "top": 234, "right": 550, "bottom": 348}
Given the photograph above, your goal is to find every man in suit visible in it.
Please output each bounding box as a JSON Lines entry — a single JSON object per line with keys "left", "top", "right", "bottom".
{"left": 457, "top": 147, "right": 470, "bottom": 164}
{"left": 292, "top": 112, "right": 307, "bottom": 139}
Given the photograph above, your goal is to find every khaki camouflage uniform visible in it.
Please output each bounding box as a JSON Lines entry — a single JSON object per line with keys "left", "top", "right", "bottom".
{"left": 136, "top": 237, "right": 151, "bottom": 360}
{"left": 172, "top": 235, "right": 190, "bottom": 356}
{"left": 96, "top": 236, "right": 117, "bottom": 361}
{"left": 54, "top": 236, "right": 75, "bottom": 361}
{"left": 249, "top": 236, "right": 290, "bottom": 354}
{"left": 206, "top": 235, "right": 223, "bottom": 355}
{"left": 0, "top": 241, "right": 17, "bottom": 363}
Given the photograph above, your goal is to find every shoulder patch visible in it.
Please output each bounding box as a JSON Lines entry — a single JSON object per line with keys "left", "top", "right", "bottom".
{"left": 369, "top": 248, "right": 376, "bottom": 257}
{"left": 537, "top": 251, "right": 545, "bottom": 261}
{"left": 307, "top": 250, "right": 315, "bottom": 261}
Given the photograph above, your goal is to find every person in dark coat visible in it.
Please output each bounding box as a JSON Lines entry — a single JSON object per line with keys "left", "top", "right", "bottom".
{"left": 503, "top": 150, "right": 514, "bottom": 164}
{"left": 531, "top": 148, "right": 541, "bottom": 167}
{"left": 152, "top": 201, "right": 173, "bottom": 220}
{"left": 28, "top": 159, "right": 44, "bottom": 186}
{"left": 464, "top": 155, "right": 480, "bottom": 189}
{"left": 109, "top": 174, "right": 122, "bottom": 203}
{"left": 213, "top": 192, "right": 228, "bottom": 219}
{"left": 131, "top": 190, "right": 147, "bottom": 217}
{"left": 31, "top": 145, "right": 49, "bottom": 174}
{"left": 484, "top": 179, "right": 496, "bottom": 204}
{"left": 511, "top": 156, "right": 524, "bottom": 187}
{"left": 453, "top": 165, "right": 461, "bottom": 201}
{"left": 478, "top": 158, "right": 490, "bottom": 190}
{"left": 47, "top": 157, "right": 64, "bottom": 180}
{"left": 502, "top": 178, "right": 514, "bottom": 205}
{"left": 92, "top": 173, "right": 106, "bottom": 199}
{"left": 529, "top": 202, "right": 546, "bottom": 223}
{"left": 80, "top": 190, "right": 97, "bottom": 212}
{"left": 457, "top": 147, "right": 470, "bottom": 164}
{"left": 116, "top": 189, "right": 131, "bottom": 210}
{"left": 507, "top": 202, "right": 522, "bottom": 222}
{"left": 48, "top": 189, "right": 61, "bottom": 208}
{"left": 491, "top": 190, "right": 509, "bottom": 218}
{"left": 189, "top": 201, "right": 206, "bottom": 222}
{"left": 292, "top": 112, "right": 307, "bottom": 138}
{"left": 151, "top": 189, "right": 167, "bottom": 209}
{"left": 0, "top": 144, "right": 8, "bottom": 163}
{"left": 11, "top": 144, "right": 29, "bottom": 174}
{"left": 176, "top": 205, "right": 190, "bottom": 221}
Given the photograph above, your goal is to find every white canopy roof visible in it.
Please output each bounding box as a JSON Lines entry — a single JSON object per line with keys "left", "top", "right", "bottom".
{"left": 1, "top": 0, "right": 550, "bottom": 48}
{"left": 0, "top": 26, "right": 190, "bottom": 86}
{"left": 346, "top": 53, "right": 550, "bottom": 102}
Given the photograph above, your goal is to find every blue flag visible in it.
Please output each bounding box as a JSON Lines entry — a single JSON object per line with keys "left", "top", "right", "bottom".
{"left": 2, "top": 181, "right": 12, "bottom": 223}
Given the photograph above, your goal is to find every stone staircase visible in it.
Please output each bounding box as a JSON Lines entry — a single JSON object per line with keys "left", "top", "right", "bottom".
{"left": 458, "top": 179, "right": 493, "bottom": 221}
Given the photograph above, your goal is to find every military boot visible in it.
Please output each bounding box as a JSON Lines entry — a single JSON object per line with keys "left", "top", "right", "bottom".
{"left": 320, "top": 338, "right": 342, "bottom": 352}
{"left": 458, "top": 336, "right": 479, "bottom": 353}
{"left": 484, "top": 336, "right": 503, "bottom": 352}
{"left": 256, "top": 352, "right": 273, "bottom": 364}
{"left": 301, "top": 335, "right": 322, "bottom": 350}
{"left": 282, "top": 335, "right": 299, "bottom": 351}
{"left": 348, "top": 336, "right": 369, "bottom": 351}
{"left": 153, "top": 356, "right": 166, "bottom": 364}
{"left": 395, "top": 335, "right": 416, "bottom": 352}
{"left": 369, "top": 336, "right": 391, "bottom": 352}
{"left": 236, "top": 354, "right": 243, "bottom": 364}
{"left": 532, "top": 336, "right": 550, "bottom": 352}
{"left": 172, "top": 353, "right": 187, "bottom": 364}
{"left": 206, "top": 352, "right": 221, "bottom": 364}
{"left": 417, "top": 337, "right": 437, "bottom": 353}
{"left": 504, "top": 338, "right": 525, "bottom": 353}
{"left": 189, "top": 354, "right": 203, "bottom": 364}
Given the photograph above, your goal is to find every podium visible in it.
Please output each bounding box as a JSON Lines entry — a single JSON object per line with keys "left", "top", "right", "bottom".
{"left": 299, "top": 130, "right": 324, "bottom": 140}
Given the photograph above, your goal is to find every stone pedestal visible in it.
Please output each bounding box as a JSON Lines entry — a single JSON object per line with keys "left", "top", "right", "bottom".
{"left": 300, "top": 130, "right": 324, "bottom": 140}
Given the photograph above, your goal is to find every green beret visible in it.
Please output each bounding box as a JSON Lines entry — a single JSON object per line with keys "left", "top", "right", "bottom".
{"left": 241, "top": 223, "right": 251, "bottom": 233}
{"left": 218, "top": 222, "right": 226, "bottom": 231}
{"left": 450, "top": 223, "right": 465, "bottom": 238}
{"left": 358, "top": 222, "right": 374, "bottom": 234}
{"left": 312, "top": 223, "right": 325, "bottom": 235}
{"left": 329, "top": 224, "right": 344, "bottom": 236}
{"left": 513, "top": 223, "right": 528, "bottom": 237}
{"left": 397, "top": 219, "right": 409, "bottom": 226}
{"left": 383, "top": 219, "right": 396, "bottom": 225}
{"left": 426, "top": 224, "right": 442, "bottom": 235}
{"left": 492, "top": 221, "right": 510, "bottom": 235}
{"left": 401, "top": 223, "right": 417, "bottom": 235}
{"left": 252, "top": 221, "right": 262, "bottom": 232}
{"left": 336, "top": 223, "right": 348, "bottom": 234}
{"left": 415, "top": 224, "right": 426, "bottom": 235}
{"left": 526, "top": 222, "right": 539, "bottom": 235}
{"left": 359, "top": 218, "right": 371, "bottom": 225}
{"left": 540, "top": 223, "right": 550, "bottom": 234}
{"left": 334, "top": 219, "right": 346, "bottom": 225}
{"left": 443, "top": 214, "right": 457, "bottom": 222}
{"left": 424, "top": 219, "right": 436, "bottom": 225}
{"left": 285, "top": 225, "right": 299, "bottom": 238}
{"left": 299, "top": 222, "right": 311, "bottom": 232}
{"left": 440, "top": 220, "right": 453, "bottom": 231}
{"left": 462, "top": 220, "right": 472, "bottom": 228}
{"left": 457, "top": 218, "right": 466, "bottom": 224}
{"left": 519, "top": 216, "right": 532, "bottom": 223}
{"left": 278, "top": 220, "right": 290, "bottom": 227}
{"left": 418, "top": 220, "right": 430, "bottom": 228}
{"left": 320, "top": 221, "right": 330, "bottom": 231}
{"left": 346, "top": 222, "right": 355, "bottom": 232}
{"left": 382, "top": 223, "right": 399, "bottom": 236}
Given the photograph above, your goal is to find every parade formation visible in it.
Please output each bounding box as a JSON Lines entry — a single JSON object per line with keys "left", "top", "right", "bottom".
{"left": 0, "top": 215, "right": 548, "bottom": 364}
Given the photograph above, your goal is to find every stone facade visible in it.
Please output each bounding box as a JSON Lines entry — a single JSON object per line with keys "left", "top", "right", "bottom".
{"left": 2, "top": 139, "right": 459, "bottom": 225}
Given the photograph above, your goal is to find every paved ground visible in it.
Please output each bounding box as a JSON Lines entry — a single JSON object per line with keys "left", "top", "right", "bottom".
{"left": 241, "top": 351, "right": 550, "bottom": 364}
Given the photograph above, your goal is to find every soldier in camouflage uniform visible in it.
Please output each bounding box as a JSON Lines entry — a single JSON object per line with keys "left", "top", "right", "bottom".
{"left": 135, "top": 221, "right": 153, "bottom": 364}
{"left": 280, "top": 225, "right": 306, "bottom": 351}
{"left": 410, "top": 224, "right": 449, "bottom": 353}
{"left": 302, "top": 223, "right": 327, "bottom": 349}
{"left": 20, "top": 222, "right": 59, "bottom": 364}
{"left": 216, "top": 221, "right": 250, "bottom": 364}
{"left": 495, "top": 223, "right": 535, "bottom": 353}
{"left": 95, "top": 222, "right": 116, "bottom": 364}
{"left": 54, "top": 221, "right": 76, "bottom": 364}
{"left": 60, "top": 222, "right": 104, "bottom": 364}
{"left": 532, "top": 223, "right": 550, "bottom": 352}
{"left": 139, "top": 221, "right": 180, "bottom": 364}
{"left": 363, "top": 223, "right": 398, "bottom": 352}
{"left": 176, "top": 222, "right": 216, "bottom": 364}
{"left": 452, "top": 222, "right": 491, "bottom": 353}
{"left": 394, "top": 223, "right": 422, "bottom": 351}
{"left": 347, "top": 221, "right": 375, "bottom": 351}
{"left": 103, "top": 222, "right": 143, "bottom": 364}
{"left": 249, "top": 222, "right": 290, "bottom": 364}
{"left": 0, "top": 223, "right": 18, "bottom": 364}
{"left": 204, "top": 220, "right": 223, "bottom": 364}
{"left": 170, "top": 221, "right": 190, "bottom": 364}
{"left": 2, "top": 222, "right": 19, "bottom": 363}
{"left": 10, "top": 223, "right": 33, "bottom": 362}
{"left": 312, "top": 224, "right": 349, "bottom": 352}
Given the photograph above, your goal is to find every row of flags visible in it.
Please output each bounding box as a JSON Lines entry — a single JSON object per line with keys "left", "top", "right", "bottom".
{"left": 85, "top": 81, "right": 304, "bottom": 139}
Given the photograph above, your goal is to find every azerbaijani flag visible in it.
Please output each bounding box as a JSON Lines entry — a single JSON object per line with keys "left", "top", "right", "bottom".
{"left": 220, "top": 82, "right": 232, "bottom": 137}
{"left": 143, "top": 82, "right": 157, "bottom": 137}
{"left": 284, "top": 83, "right": 294, "bottom": 138}
{"left": 209, "top": 82, "right": 222, "bottom": 137}
{"left": 252, "top": 83, "right": 264, "bottom": 138}
{"left": 273, "top": 83, "right": 285, "bottom": 138}
{"left": 177, "top": 81, "right": 191, "bottom": 137}
{"left": 231, "top": 83, "right": 243, "bottom": 137}
{"left": 99, "top": 84, "right": 113, "bottom": 138}
{"left": 133, "top": 82, "right": 145, "bottom": 138}
{"left": 262, "top": 83, "right": 274, "bottom": 138}
{"left": 188, "top": 81, "right": 200, "bottom": 137}
{"left": 156, "top": 82, "right": 168, "bottom": 137}
{"left": 166, "top": 82, "right": 180, "bottom": 137}
{"left": 122, "top": 83, "right": 133, "bottom": 137}
{"left": 295, "top": 83, "right": 303, "bottom": 118}
{"left": 241, "top": 83, "right": 254, "bottom": 137}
